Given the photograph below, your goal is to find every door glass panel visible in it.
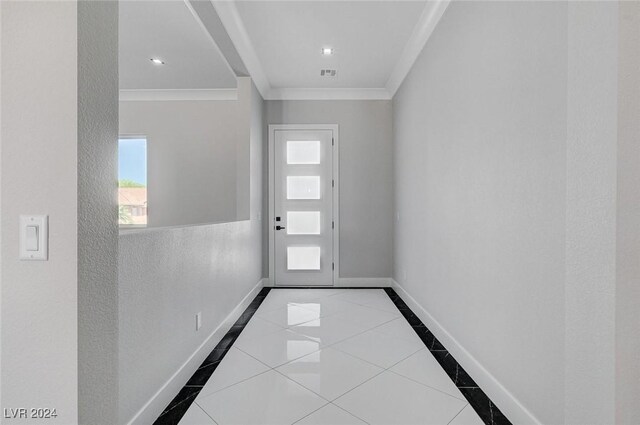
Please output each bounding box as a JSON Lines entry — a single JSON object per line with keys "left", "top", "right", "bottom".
{"left": 287, "top": 211, "right": 321, "bottom": 235}
{"left": 287, "top": 246, "right": 321, "bottom": 270}
{"left": 287, "top": 176, "right": 320, "bottom": 199}
{"left": 287, "top": 140, "right": 321, "bottom": 164}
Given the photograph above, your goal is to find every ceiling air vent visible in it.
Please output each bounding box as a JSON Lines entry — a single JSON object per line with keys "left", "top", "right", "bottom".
{"left": 320, "top": 69, "right": 337, "bottom": 77}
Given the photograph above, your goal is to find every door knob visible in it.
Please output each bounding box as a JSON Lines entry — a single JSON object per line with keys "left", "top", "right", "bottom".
{"left": 276, "top": 225, "right": 286, "bottom": 231}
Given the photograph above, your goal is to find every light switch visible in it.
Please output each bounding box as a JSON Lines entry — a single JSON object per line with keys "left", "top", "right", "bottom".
{"left": 26, "top": 226, "right": 39, "bottom": 251}
{"left": 20, "top": 215, "right": 48, "bottom": 261}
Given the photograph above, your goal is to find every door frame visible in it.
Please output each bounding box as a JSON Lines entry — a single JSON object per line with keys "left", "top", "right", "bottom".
{"left": 268, "top": 124, "right": 340, "bottom": 287}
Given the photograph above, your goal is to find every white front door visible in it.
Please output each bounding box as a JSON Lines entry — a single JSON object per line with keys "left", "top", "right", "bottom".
{"left": 274, "top": 129, "right": 335, "bottom": 286}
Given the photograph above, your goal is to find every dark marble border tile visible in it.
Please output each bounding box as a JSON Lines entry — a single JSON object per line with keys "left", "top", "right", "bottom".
{"left": 384, "top": 288, "right": 512, "bottom": 425}
{"left": 459, "top": 387, "right": 512, "bottom": 425}
{"left": 152, "top": 287, "right": 271, "bottom": 425}
{"left": 154, "top": 387, "right": 201, "bottom": 425}
{"left": 155, "top": 286, "right": 511, "bottom": 425}
{"left": 412, "top": 326, "right": 447, "bottom": 351}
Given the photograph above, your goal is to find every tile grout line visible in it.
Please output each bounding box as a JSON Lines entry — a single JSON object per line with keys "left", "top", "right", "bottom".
{"left": 256, "top": 290, "right": 395, "bottom": 326}
{"left": 226, "top": 337, "right": 362, "bottom": 425}
{"left": 289, "top": 402, "right": 333, "bottom": 425}
{"left": 328, "top": 367, "right": 389, "bottom": 416}
{"left": 292, "top": 296, "right": 426, "bottom": 413}
{"left": 213, "top": 292, "right": 375, "bottom": 425}
{"left": 196, "top": 366, "right": 273, "bottom": 402}
{"left": 193, "top": 401, "right": 219, "bottom": 425}
{"left": 223, "top": 289, "right": 398, "bottom": 425}
{"left": 326, "top": 402, "right": 372, "bottom": 425}
{"left": 287, "top": 315, "right": 399, "bottom": 350}
{"left": 325, "top": 333, "right": 455, "bottom": 410}
{"left": 254, "top": 296, "right": 402, "bottom": 354}
{"left": 157, "top": 287, "right": 505, "bottom": 425}
{"left": 446, "top": 403, "right": 471, "bottom": 425}
{"left": 152, "top": 287, "right": 273, "bottom": 424}
{"left": 383, "top": 288, "right": 512, "bottom": 425}
{"left": 386, "top": 363, "right": 468, "bottom": 402}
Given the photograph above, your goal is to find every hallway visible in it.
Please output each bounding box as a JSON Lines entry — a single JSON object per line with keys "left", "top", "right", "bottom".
{"left": 1, "top": 1, "right": 639, "bottom": 424}
{"left": 156, "top": 289, "right": 507, "bottom": 425}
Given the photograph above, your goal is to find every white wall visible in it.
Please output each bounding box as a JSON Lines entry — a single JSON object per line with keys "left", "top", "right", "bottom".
{"left": 119, "top": 81, "right": 252, "bottom": 227}
{"left": 1, "top": 2, "right": 79, "bottom": 422}
{"left": 117, "top": 82, "right": 264, "bottom": 424}
{"left": 393, "top": 2, "right": 567, "bottom": 424}
{"left": 264, "top": 100, "right": 393, "bottom": 279}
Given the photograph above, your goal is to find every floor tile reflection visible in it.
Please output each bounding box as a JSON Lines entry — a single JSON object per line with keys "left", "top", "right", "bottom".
{"left": 170, "top": 288, "right": 493, "bottom": 425}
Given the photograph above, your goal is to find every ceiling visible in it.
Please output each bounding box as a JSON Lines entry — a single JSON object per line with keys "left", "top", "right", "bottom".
{"left": 118, "top": 0, "right": 450, "bottom": 100}
{"left": 233, "top": 1, "right": 426, "bottom": 90}
{"left": 119, "top": 1, "right": 237, "bottom": 90}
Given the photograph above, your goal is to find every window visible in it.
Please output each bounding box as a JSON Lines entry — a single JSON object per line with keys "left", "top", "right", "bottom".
{"left": 286, "top": 176, "right": 321, "bottom": 200}
{"left": 119, "top": 137, "right": 147, "bottom": 226}
{"left": 287, "top": 140, "right": 321, "bottom": 164}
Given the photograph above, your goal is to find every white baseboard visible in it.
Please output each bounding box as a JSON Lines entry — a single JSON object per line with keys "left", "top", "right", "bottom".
{"left": 391, "top": 279, "right": 541, "bottom": 425}
{"left": 127, "top": 279, "right": 265, "bottom": 425}
{"left": 266, "top": 277, "right": 391, "bottom": 287}
{"left": 337, "top": 277, "right": 392, "bottom": 287}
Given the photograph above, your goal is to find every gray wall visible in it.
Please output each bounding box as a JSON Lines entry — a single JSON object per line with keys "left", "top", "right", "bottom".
{"left": 393, "top": 2, "right": 567, "bottom": 423}
{"left": 77, "top": 1, "right": 119, "bottom": 424}
{"left": 265, "top": 100, "right": 393, "bottom": 278}
{"left": 616, "top": 2, "right": 640, "bottom": 423}
{"left": 1, "top": 3, "right": 119, "bottom": 423}
{"left": 564, "top": 3, "right": 618, "bottom": 423}
{"left": 1, "top": 2, "right": 80, "bottom": 423}
{"left": 1, "top": 3, "right": 120, "bottom": 423}
{"left": 0, "top": 1, "right": 3, "bottom": 411}
{"left": 119, "top": 80, "right": 253, "bottom": 228}
{"left": 118, "top": 83, "right": 264, "bottom": 424}
{"left": 393, "top": 2, "right": 636, "bottom": 424}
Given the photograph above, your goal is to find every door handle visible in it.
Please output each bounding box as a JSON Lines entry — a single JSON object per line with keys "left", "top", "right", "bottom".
{"left": 275, "top": 225, "right": 286, "bottom": 231}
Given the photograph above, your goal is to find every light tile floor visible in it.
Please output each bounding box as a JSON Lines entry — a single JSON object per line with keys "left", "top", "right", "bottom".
{"left": 179, "top": 289, "right": 484, "bottom": 425}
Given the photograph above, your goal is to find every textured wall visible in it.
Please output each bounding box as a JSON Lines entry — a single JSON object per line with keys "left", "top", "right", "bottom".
{"left": 118, "top": 82, "right": 263, "bottom": 424}
{"left": 1, "top": 2, "right": 79, "bottom": 422}
{"left": 119, "top": 78, "right": 253, "bottom": 228}
{"left": 264, "top": 100, "right": 394, "bottom": 278}
{"left": 77, "top": 1, "right": 119, "bottom": 424}
{"left": 393, "top": 2, "right": 567, "bottom": 423}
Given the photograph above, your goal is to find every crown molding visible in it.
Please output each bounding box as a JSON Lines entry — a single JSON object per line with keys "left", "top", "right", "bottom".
{"left": 266, "top": 88, "right": 392, "bottom": 101}
{"left": 119, "top": 89, "right": 238, "bottom": 102}
{"left": 208, "top": 0, "right": 449, "bottom": 101}
{"left": 210, "top": 0, "right": 271, "bottom": 99}
{"left": 385, "top": 0, "right": 450, "bottom": 97}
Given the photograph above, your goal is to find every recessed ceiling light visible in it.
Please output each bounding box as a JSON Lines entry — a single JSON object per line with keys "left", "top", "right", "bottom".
{"left": 150, "top": 58, "right": 165, "bottom": 65}
{"left": 322, "top": 47, "right": 334, "bottom": 56}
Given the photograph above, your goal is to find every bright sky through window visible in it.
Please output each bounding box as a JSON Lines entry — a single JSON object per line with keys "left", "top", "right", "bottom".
{"left": 119, "top": 138, "right": 147, "bottom": 185}
{"left": 119, "top": 138, "right": 148, "bottom": 226}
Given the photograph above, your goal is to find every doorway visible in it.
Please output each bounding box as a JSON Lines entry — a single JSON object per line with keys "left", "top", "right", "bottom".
{"left": 269, "top": 125, "right": 339, "bottom": 286}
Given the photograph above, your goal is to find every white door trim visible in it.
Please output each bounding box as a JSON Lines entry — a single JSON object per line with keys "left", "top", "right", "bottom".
{"left": 268, "top": 124, "right": 339, "bottom": 287}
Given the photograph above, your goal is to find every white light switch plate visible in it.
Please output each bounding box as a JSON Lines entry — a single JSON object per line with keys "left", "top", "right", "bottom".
{"left": 20, "top": 215, "right": 48, "bottom": 261}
